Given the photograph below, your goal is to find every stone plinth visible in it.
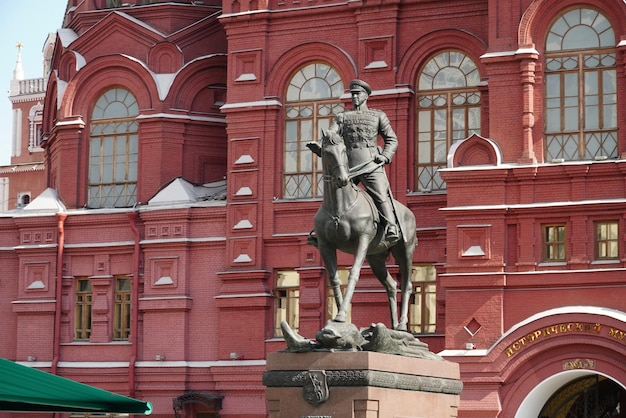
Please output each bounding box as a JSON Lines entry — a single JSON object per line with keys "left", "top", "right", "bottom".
{"left": 263, "top": 351, "right": 462, "bottom": 418}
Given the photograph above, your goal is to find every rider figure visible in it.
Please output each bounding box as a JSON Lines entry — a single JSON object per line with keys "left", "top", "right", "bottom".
{"left": 308, "top": 79, "right": 400, "bottom": 243}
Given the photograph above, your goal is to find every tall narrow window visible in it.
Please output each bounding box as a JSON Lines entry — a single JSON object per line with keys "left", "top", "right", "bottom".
{"left": 409, "top": 265, "right": 437, "bottom": 334}
{"left": 89, "top": 88, "right": 139, "bottom": 208}
{"left": 75, "top": 278, "right": 92, "bottom": 341}
{"left": 595, "top": 221, "right": 619, "bottom": 260}
{"left": 544, "top": 8, "right": 616, "bottom": 161}
{"left": 114, "top": 277, "right": 131, "bottom": 340}
{"left": 274, "top": 271, "right": 300, "bottom": 337}
{"left": 543, "top": 224, "right": 566, "bottom": 262}
{"left": 416, "top": 51, "right": 481, "bottom": 192}
{"left": 284, "top": 63, "right": 344, "bottom": 199}
{"left": 28, "top": 104, "right": 44, "bottom": 152}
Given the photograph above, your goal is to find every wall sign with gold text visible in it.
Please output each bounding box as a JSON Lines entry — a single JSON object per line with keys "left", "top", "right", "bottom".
{"left": 503, "top": 322, "right": 626, "bottom": 358}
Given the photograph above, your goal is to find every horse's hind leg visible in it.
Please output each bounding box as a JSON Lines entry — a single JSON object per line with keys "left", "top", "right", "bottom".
{"left": 367, "top": 252, "right": 399, "bottom": 330}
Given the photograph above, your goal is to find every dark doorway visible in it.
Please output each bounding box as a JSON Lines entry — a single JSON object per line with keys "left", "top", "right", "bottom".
{"left": 539, "top": 375, "right": 626, "bottom": 417}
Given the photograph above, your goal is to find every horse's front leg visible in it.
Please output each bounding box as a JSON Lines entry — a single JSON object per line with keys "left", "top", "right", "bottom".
{"left": 392, "top": 242, "right": 415, "bottom": 332}
{"left": 319, "top": 244, "right": 343, "bottom": 310}
{"left": 367, "top": 252, "right": 399, "bottom": 330}
{"left": 335, "top": 235, "right": 370, "bottom": 323}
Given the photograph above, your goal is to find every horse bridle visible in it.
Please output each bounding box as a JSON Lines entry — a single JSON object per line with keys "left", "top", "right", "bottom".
{"left": 322, "top": 142, "right": 348, "bottom": 183}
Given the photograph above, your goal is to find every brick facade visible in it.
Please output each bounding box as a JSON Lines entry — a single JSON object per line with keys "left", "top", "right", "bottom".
{"left": 1, "top": 0, "right": 626, "bottom": 416}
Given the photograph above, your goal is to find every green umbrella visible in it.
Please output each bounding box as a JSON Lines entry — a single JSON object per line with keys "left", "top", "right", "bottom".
{"left": 0, "top": 358, "right": 152, "bottom": 414}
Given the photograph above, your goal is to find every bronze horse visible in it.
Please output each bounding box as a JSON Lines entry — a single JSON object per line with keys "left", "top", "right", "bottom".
{"left": 310, "top": 129, "right": 417, "bottom": 331}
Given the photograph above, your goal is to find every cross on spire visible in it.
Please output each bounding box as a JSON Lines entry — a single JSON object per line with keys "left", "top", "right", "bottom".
{"left": 13, "top": 41, "right": 24, "bottom": 81}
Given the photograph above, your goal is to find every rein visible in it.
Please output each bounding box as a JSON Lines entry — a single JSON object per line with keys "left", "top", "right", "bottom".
{"left": 321, "top": 187, "right": 360, "bottom": 222}
{"left": 347, "top": 161, "right": 384, "bottom": 180}
{"left": 323, "top": 160, "right": 383, "bottom": 182}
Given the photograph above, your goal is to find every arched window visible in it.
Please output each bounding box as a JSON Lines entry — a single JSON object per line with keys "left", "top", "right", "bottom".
{"left": 88, "top": 88, "right": 139, "bottom": 208}
{"left": 283, "top": 63, "right": 344, "bottom": 199}
{"left": 416, "top": 51, "right": 481, "bottom": 192}
{"left": 28, "top": 103, "right": 44, "bottom": 152}
{"left": 544, "top": 7, "right": 617, "bottom": 162}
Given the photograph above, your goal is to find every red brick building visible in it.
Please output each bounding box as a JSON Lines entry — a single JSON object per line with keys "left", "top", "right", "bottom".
{"left": 0, "top": 36, "right": 53, "bottom": 211}
{"left": 2, "top": 0, "right": 626, "bottom": 417}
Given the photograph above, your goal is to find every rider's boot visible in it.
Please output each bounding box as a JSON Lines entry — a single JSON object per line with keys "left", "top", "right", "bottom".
{"left": 379, "top": 200, "right": 400, "bottom": 243}
{"left": 386, "top": 224, "right": 400, "bottom": 242}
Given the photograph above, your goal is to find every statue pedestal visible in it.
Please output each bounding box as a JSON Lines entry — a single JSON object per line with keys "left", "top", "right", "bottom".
{"left": 263, "top": 351, "right": 462, "bottom": 418}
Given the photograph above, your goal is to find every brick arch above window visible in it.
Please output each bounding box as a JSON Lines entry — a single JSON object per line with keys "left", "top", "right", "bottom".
{"left": 168, "top": 54, "right": 227, "bottom": 110}
{"left": 519, "top": 0, "right": 625, "bottom": 49}
{"left": 448, "top": 133, "right": 502, "bottom": 168}
{"left": 266, "top": 42, "right": 357, "bottom": 99}
{"left": 42, "top": 75, "right": 58, "bottom": 136}
{"left": 58, "top": 51, "right": 83, "bottom": 82}
{"left": 59, "top": 55, "right": 157, "bottom": 120}
{"left": 148, "top": 41, "right": 183, "bottom": 74}
{"left": 397, "top": 29, "right": 487, "bottom": 87}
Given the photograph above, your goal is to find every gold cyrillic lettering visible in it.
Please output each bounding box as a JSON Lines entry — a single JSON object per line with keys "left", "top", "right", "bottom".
{"left": 609, "top": 328, "right": 625, "bottom": 340}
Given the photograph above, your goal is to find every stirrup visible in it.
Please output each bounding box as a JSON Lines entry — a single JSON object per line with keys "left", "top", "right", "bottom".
{"left": 385, "top": 225, "right": 400, "bottom": 243}
{"left": 307, "top": 230, "right": 319, "bottom": 247}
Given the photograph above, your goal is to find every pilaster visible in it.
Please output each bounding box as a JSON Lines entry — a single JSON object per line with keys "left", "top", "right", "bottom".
{"left": 46, "top": 116, "right": 85, "bottom": 208}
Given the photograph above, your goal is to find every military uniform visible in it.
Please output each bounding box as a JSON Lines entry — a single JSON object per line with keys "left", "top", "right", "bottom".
{"left": 327, "top": 80, "right": 400, "bottom": 241}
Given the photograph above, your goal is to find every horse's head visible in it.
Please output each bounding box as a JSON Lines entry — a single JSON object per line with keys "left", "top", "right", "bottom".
{"left": 320, "top": 129, "right": 349, "bottom": 189}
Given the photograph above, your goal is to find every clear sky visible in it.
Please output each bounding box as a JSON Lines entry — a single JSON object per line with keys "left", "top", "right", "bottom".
{"left": 0, "top": 1, "right": 68, "bottom": 166}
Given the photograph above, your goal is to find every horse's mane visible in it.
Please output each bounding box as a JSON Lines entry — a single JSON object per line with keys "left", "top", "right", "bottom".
{"left": 322, "top": 130, "right": 344, "bottom": 146}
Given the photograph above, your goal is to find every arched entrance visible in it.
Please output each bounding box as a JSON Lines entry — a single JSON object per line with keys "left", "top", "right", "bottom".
{"left": 516, "top": 371, "right": 626, "bottom": 418}
{"left": 539, "top": 374, "right": 625, "bottom": 417}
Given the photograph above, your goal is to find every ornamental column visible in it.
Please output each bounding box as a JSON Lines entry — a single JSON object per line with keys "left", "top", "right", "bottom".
{"left": 518, "top": 47, "right": 538, "bottom": 164}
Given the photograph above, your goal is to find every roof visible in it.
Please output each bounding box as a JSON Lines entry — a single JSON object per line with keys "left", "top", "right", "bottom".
{"left": 148, "top": 177, "right": 226, "bottom": 206}
{"left": 0, "top": 163, "right": 45, "bottom": 174}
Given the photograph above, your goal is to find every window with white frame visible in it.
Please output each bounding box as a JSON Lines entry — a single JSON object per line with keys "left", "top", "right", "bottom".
{"left": 28, "top": 103, "right": 44, "bottom": 152}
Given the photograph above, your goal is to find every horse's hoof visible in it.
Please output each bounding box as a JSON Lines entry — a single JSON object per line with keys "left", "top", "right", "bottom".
{"left": 333, "top": 315, "right": 347, "bottom": 323}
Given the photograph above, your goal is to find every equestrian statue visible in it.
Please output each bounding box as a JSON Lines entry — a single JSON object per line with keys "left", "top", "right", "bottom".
{"left": 306, "top": 79, "right": 417, "bottom": 332}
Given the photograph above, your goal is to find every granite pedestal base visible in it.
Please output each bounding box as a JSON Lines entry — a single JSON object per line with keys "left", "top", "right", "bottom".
{"left": 263, "top": 351, "right": 462, "bottom": 418}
